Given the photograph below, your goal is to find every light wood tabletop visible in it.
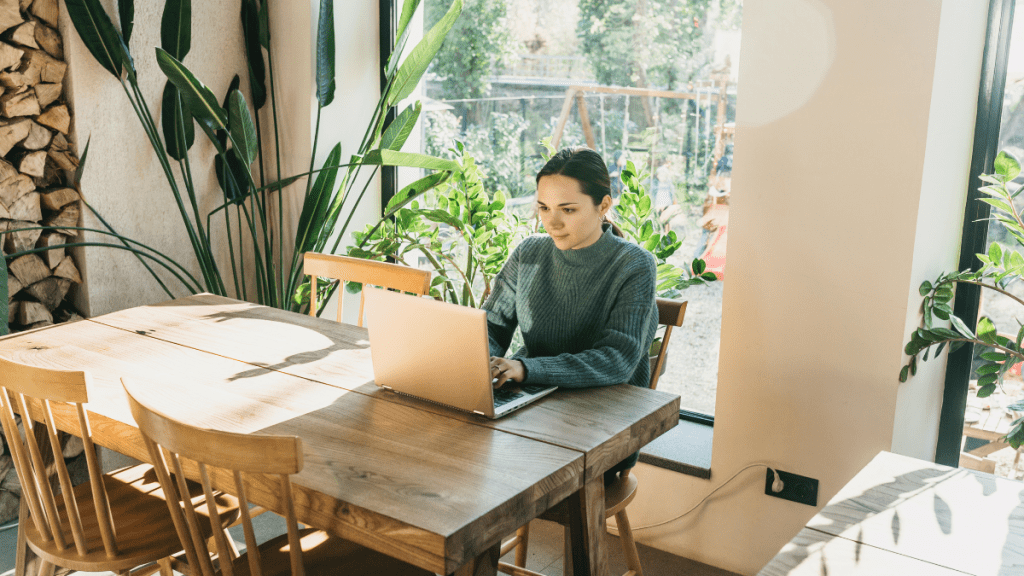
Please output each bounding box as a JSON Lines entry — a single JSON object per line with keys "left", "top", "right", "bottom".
{"left": 758, "top": 450, "right": 1024, "bottom": 576}
{"left": 1, "top": 294, "right": 681, "bottom": 576}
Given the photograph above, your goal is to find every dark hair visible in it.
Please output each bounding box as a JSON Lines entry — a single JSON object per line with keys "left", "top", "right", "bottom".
{"left": 536, "top": 147, "right": 623, "bottom": 236}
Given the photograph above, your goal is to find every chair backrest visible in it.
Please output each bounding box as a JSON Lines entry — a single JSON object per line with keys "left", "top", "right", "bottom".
{"left": 650, "top": 298, "right": 687, "bottom": 390}
{"left": 0, "top": 356, "right": 118, "bottom": 559}
{"left": 303, "top": 252, "right": 432, "bottom": 326}
{"left": 122, "top": 378, "right": 305, "bottom": 576}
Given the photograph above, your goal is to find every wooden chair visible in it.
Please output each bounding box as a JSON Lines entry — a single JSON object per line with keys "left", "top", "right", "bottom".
{"left": 959, "top": 452, "right": 997, "bottom": 474}
{"left": 498, "top": 298, "right": 688, "bottom": 576}
{"left": 0, "top": 356, "right": 239, "bottom": 576}
{"left": 121, "top": 377, "right": 434, "bottom": 576}
{"left": 303, "top": 252, "right": 432, "bottom": 325}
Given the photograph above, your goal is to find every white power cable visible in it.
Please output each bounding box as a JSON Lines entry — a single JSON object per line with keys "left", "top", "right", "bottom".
{"left": 609, "top": 463, "right": 778, "bottom": 532}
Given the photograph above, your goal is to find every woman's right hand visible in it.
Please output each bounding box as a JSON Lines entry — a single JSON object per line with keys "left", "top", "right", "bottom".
{"left": 490, "top": 357, "right": 525, "bottom": 388}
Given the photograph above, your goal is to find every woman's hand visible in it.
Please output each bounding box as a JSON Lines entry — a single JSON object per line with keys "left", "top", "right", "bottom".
{"left": 490, "top": 357, "right": 525, "bottom": 388}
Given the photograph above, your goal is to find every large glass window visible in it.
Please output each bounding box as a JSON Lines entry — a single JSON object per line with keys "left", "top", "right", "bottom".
{"left": 957, "top": 0, "right": 1024, "bottom": 477}
{"left": 392, "top": 0, "right": 744, "bottom": 417}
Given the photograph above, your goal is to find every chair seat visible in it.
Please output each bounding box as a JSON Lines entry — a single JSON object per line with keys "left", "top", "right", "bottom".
{"left": 605, "top": 473, "right": 639, "bottom": 516}
{"left": 26, "top": 463, "right": 240, "bottom": 573}
{"left": 538, "top": 472, "right": 639, "bottom": 524}
{"left": 228, "top": 528, "right": 433, "bottom": 576}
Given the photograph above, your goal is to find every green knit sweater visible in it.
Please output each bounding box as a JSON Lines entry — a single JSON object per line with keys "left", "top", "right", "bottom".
{"left": 483, "top": 223, "right": 658, "bottom": 389}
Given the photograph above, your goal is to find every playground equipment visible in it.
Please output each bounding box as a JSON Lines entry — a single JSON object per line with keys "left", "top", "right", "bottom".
{"left": 549, "top": 67, "right": 735, "bottom": 180}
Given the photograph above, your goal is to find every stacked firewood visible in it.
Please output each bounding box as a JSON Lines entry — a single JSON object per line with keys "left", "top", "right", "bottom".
{"left": 0, "top": 0, "right": 83, "bottom": 332}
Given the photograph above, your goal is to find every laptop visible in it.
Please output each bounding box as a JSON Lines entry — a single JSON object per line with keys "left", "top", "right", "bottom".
{"left": 363, "top": 287, "right": 557, "bottom": 418}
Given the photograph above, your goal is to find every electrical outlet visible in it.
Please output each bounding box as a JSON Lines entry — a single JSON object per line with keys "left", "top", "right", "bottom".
{"left": 765, "top": 469, "right": 818, "bottom": 506}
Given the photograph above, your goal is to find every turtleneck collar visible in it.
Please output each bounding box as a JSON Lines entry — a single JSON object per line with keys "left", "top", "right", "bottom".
{"left": 554, "top": 222, "right": 620, "bottom": 267}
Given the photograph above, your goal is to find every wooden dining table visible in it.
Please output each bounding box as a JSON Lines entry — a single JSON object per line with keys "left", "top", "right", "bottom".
{"left": 0, "top": 294, "right": 680, "bottom": 576}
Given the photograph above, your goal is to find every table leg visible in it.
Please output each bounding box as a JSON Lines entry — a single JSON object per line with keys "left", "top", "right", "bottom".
{"left": 452, "top": 542, "right": 500, "bottom": 576}
{"left": 567, "top": 474, "right": 609, "bottom": 576}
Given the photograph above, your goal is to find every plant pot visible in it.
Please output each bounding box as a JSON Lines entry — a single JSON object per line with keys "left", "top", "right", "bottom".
{"left": 649, "top": 353, "right": 668, "bottom": 379}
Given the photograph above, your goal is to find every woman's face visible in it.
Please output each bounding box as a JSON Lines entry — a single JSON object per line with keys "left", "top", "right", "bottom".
{"left": 536, "top": 174, "right": 611, "bottom": 251}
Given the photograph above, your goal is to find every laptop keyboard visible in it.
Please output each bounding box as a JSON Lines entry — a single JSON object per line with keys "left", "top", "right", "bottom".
{"left": 493, "top": 388, "right": 523, "bottom": 407}
{"left": 493, "top": 385, "right": 552, "bottom": 408}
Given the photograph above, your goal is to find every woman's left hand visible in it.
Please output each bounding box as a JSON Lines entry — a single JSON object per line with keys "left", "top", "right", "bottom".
{"left": 490, "top": 357, "right": 525, "bottom": 388}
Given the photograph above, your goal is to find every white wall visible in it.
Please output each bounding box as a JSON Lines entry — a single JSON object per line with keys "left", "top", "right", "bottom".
{"left": 624, "top": 0, "right": 989, "bottom": 573}
{"left": 62, "top": 0, "right": 250, "bottom": 315}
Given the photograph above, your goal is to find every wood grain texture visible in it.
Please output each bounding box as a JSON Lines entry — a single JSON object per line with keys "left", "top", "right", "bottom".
{"left": 0, "top": 319, "right": 584, "bottom": 575}
{"left": 757, "top": 528, "right": 969, "bottom": 576}
{"left": 91, "top": 294, "right": 681, "bottom": 478}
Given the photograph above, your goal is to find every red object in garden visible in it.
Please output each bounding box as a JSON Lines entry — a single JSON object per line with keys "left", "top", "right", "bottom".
{"left": 698, "top": 203, "right": 728, "bottom": 281}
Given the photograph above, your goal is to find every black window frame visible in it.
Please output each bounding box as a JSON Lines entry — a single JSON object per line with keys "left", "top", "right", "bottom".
{"left": 377, "top": 0, "right": 715, "bottom": 427}
{"left": 934, "top": 0, "right": 1017, "bottom": 467}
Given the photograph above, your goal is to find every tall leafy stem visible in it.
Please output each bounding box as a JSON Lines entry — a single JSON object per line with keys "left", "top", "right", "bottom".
{"left": 901, "top": 151, "right": 1024, "bottom": 447}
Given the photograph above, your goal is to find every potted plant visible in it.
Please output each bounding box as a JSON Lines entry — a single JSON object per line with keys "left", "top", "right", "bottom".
{"left": 901, "top": 150, "right": 1024, "bottom": 446}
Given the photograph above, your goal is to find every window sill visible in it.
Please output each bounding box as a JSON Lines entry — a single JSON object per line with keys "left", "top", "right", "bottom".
{"left": 638, "top": 417, "right": 712, "bottom": 479}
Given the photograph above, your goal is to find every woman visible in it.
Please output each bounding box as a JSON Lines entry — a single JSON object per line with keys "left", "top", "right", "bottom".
{"left": 483, "top": 147, "right": 658, "bottom": 480}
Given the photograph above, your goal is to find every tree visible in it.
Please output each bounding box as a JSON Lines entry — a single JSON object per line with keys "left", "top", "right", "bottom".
{"left": 577, "top": 0, "right": 740, "bottom": 124}
{"left": 426, "top": 0, "right": 516, "bottom": 100}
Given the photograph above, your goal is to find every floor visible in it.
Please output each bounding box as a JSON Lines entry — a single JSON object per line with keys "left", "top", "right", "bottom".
{"left": 0, "top": 512, "right": 738, "bottom": 576}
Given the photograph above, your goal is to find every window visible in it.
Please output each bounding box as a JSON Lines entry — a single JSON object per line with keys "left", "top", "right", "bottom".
{"left": 936, "top": 0, "right": 1021, "bottom": 469}
{"left": 381, "top": 0, "right": 745, "bottom": 419}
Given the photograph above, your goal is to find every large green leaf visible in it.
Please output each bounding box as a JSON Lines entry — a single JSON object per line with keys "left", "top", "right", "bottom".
{"left": 386, "top": 0, "right": 422, "bottom": 78}
{"left": 397, "top": 0, "right": 421, "bottom": 41}
{"left": 379, "top": 102, "right": 421, "bottom": 151}
{"left": 161, "top": 82, "right": 195, "bottom": 160}
{"left": 386, "top": 0, "right": 462, "bottom": 107}
{"left": 316, "top": 0, "right": 335, "bottom": 107}
{"left": 0, "top": 255, "right": 8, "bottom": 336}
{"left": 228, "top": 90, "right": 257, "bottom": 166}
{"left": 295, "top": 143, "right": 343, "bottom": 254}
{"left": 156, "top": 48, "right": 228, "bottom": 133}
{"left": 995, "top": 150, "right": 1021, "bottom": 183}
{"left": 161, "top": 0, "right": 191, "bottom": 60}
{"left": 66, "top": 0, "right": 133, "bottom": 79}
{"left": 258, "top": 0, "right": 270, "bottom": 49}
{"left": 214, "top": 149, "right": 250, "bottom": 204}
{"left": 382, "top": 172, "right": 453, "bottom": 217}
{"left": 359, "top": 149, "right": 460, "bottom": 171}
{"left": 240, "top": 0, "right": 267, "bottom": 109}
{"left": 74, "top": 137, "right": 91, "bottom": 186}
{"left": 119, "top": 0, "right": 134, "bottom": 44}
{"left": 950, "top": 315, "right": 975, "bottom": 339}
{"left": 977, "top": 316, "right": 998, "bottom": 345}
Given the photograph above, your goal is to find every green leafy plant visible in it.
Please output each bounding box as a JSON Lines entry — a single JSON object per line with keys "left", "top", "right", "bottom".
{"left": 901, "top": 150, "right": 1024, "bottom": 446}
{"left": 615, "top": 160, "right": 716, "bottom": 298}
{"left": 347, "top": 143, "right": 529, "bottom": 308}
{"left": 63, "top": 0, "right": 463, "bottom": 313}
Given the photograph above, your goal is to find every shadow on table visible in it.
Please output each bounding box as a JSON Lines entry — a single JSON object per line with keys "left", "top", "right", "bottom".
{"left": 766, "top": 466, "right": 1024, "bottom": 575}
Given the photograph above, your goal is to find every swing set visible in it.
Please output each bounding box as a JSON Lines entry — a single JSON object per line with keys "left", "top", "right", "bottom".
{"left": 549, "top": 69, "right": 734, "bottom": 180}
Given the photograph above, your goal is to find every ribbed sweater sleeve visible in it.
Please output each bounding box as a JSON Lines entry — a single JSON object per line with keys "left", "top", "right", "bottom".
{"left": 484, "top": 242, "right": 521, "bottom": 358}
{"left": 482, "top": 225, "right": 658, "bottom": 389}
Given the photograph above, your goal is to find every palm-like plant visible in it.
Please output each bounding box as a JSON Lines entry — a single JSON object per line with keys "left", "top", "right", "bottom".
{"left": 59, "top": 0, "right": 463, "bottom": 312}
